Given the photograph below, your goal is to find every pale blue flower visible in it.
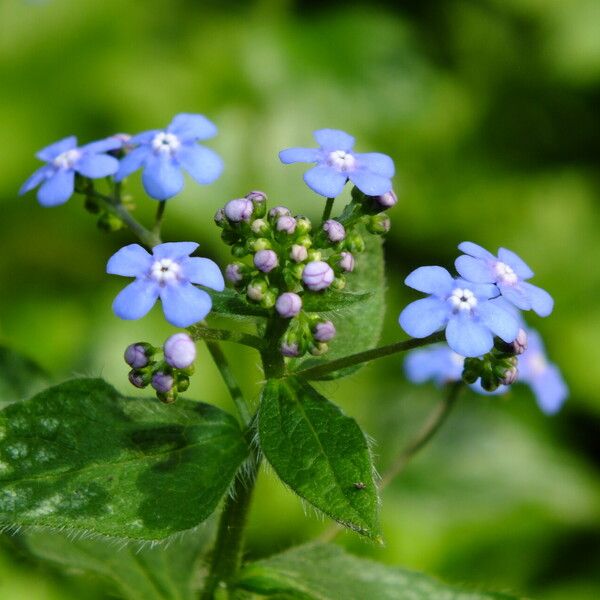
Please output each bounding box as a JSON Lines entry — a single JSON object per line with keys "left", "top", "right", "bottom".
{"left": 107, "top": 242, "right": 224, "bottom": 327}
{"left": 455, "top": 242, "right": 553, "bottom": 317}
{"left": 20, "top": 136, "right": 120, "bottom": 207}
{"left": 116, "top": 113, "right": 223, "bottom": 200}
{"left": 279, "top": 129, "right": 394, "bottom": 197}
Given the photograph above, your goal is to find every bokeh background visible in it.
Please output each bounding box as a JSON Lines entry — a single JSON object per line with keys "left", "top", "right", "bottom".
{"left": 1, "top": 0, "right": 599, "bottom": 598}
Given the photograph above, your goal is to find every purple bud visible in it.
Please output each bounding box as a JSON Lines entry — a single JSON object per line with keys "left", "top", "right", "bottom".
{"left": 375, "top": 190, "right": 398, "bottom": 208}
{"left": 339, "top": 251, "right": 355, "bottom": 273}
{"left": 275, "top": 292, "right": 302, "bottom": 318}
{"left": 225, "top": 263, "right": 244, "bottom": 284}
{"left": 269, "top": 205, "right": 291, "bottom": 219}
{"left": 280, "top": 341, "right": 299, "bottom": 357}
{"left": 152, "top": 372, "right": 175, "bottom": 394}
{"left": 277, "top": 215, "right": 297, "bottom": 234}
{"left": 290, "top": 244, "right": 308, "bottom": 263}
{"left": 164, "top": 333, "right": 196, "bottom": 369}
{"left": 245, "top": 190, "right": 267, "bottom": 203}
{"left": 514, "top": 329, "right": 528, "bottom": 355}
{"left": 499, "top": 366, "right": 519, "bottom": 386}
{"left": 302, "top": 261, "right": 335, "bottom": 291}
{"left": 224, "top": 198, "right": 253, "bottom": 222}
{"left": 254, "top": 249, "right": 278, "bottom": 273}
{"left": 323, "top": 219, "right": 345, "bottom": 242}
{"left": 314, "top": 320, "right": 336, "bottom": 342}
{"left": 128, "top": 370, "right": 147, "bottom": 388}
{"left": 124, "top": 343, "right": 149, "bottom": 369}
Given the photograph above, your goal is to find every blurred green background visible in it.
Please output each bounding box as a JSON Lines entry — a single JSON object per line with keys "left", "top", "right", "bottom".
{"left": 1, "top": 0, "right": 599, "bottom": 598}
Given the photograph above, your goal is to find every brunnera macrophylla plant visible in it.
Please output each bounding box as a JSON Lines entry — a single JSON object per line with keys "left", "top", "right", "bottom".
{"left": 5, "top": 114, "right": 567, "bottom": 600}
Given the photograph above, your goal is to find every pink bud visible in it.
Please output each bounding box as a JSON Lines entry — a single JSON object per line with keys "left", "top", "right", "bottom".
{"left": 339, "top": 251, "right": 355, "bottom": 273}
{"left": 290, "top": 244, "right": 308, "bottom": 263}
{"left": 276, "top": 292, "right": 302, "bottom": 318}
{"left": 225, "top": 263, "right": 243, "bottom": 283}
{"left": 280, "top": 341, "right": 299, "bottom": 357}
{"left": 375, "top": 190, "right": 398, "bottom": 208}
{"left": 314, "top": 320, "right": 336, "bottom": 342}
{"left": 302, "top": 261, "right": 335, "bottom": 291}
{"left": 124, "top": 343, "right": 149, "bottom": 369}
{"left": 269, "top": 205, "right": 291, "bottom": 219}
{"left": 254, "top": 249, "right": 278, "bottom": 273}
{"left": 152, "top": 372, "right": 174, "bottom": 394}
{"left": 164, "top": 333, "right": 196, "bottom": 369}
{"left": 323, "top": 219, "right": 345, "bottom": 242}
{"left": 277, "top": 215, "right": 297, "bottom": 234}
{"left": 224, "top": 198, "right": 253, "bottom": 222}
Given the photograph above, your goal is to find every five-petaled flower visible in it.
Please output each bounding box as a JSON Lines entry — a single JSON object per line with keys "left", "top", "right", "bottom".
{"left": 115, "top": 113, "right": 223, "bottom": 200}
{"left": 279, "top": 129, "right": 394, "bottom": 198}
{"left": 20, "top": 136, "right": 120, "bottom": 207}
{"left": 455, "top": 242, "right": 554, "bottom": 317}
{"left": 399, "top": 266, "right": 519, "bottom": 357}
{"left": 107, "top": 242, "right": 224, "bottom": 327}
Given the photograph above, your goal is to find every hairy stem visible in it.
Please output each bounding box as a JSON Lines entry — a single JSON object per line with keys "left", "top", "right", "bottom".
{"left": 204, "top": 341, "right": 252, "bottom": 426}
{"left": 189, "top": 325, "right": 266, "bottom": 351}
{"left": 321, "top": 197, "right": 335, "bottom": 222}
{"left": 291, "top": 331, "right": 446, "bottom": 380}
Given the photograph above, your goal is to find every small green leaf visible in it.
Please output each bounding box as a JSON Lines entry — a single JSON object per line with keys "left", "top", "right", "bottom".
{"left": 23, "top": 526, "right": 212, "bottom": 600}
{"left": 258, "top": 378, "right": 379, "bottom": 538}
{"left": 301, "top": 290, "right": 371, "bottom": 312}
{"left": 237, "top": 543, "right": 520, "bottom": 600}
{"left": 208, "top": 288, "right": 270, "bottom": 318}
{"left": 0, "top": 378, "right": 248, "bottom": 540}
{"left": 0, "top": 346, "right": 48, "bottom": 406}
{"left": 291, "top": 232, "right": 385, "bottom": 379}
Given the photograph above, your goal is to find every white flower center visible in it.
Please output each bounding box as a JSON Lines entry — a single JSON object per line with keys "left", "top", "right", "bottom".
{"left": 151, "top": 132, "right": 181, "bottom": 155}
{"left": 528, "top": 352, "right": 547, "bottom": 377}
{"left": 448, "top": 287, "right": 478, "bottom": 313}
{"left": 150, "top": 258, "right": 181, "bottom": 285}
{"left": 53, "top": 149, "right": 81, "bottom": 169}
{"left": 327, "top": 150, "right": 356, "bottom": 172}
{"left": 493, "top": 261, "right": 518, "bottom": 285}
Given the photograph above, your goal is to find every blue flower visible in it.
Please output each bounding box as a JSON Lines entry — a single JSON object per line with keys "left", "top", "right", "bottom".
{"left": 518, "top": 328, "right": 568, "bottom": 414}
{"left": 19, "top": 136, "right": 120, "bottom": 207}
{"left": 455, "top": 242, "right": 553, "bottom": 317}
{"left": 279, "top": 129, "right": 394, "bottom": 198}
{"left": 399, "top": 266, "right": 520, "bottom": 357}
{"left": 115, "top": 113, "right": 223, "bottom": 200}
{"left": 107, "top": 242, "right": 225, "bottom": 327}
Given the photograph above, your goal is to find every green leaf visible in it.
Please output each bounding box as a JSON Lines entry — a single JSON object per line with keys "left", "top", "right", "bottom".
{"left": 208, "top": 288, "right": 270, "bottom": 318}
{"left": 301, "top": 291, "right": 371, "bottom": 312}
{"left": 237, "top": 543, "right": 520, "bottom": 600}
{"left": 258, "top": 378, "right": 379, "bottom": 538}
{"left": 0, "top": 346, "right": 48, "bottom": 406}
{"left": 23, "top": 526, "right": 212, "bottom": 600}
{"left": 0, "top": 378, "right": 248, "bottom": 540}
{"left": 290, "top": 232, "right": 385, "bottom": 379}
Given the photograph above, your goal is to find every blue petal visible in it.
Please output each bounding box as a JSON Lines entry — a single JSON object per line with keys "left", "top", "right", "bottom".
{"left": 470, "top": 381, "right": 508, "bottom": 396}
{"left": 446, "top": 314, "right": 493, "bottom": 357}
{"left": 313, "top": 129, "right": 354, "bottom": 151}
{"left": 405, "top": 266, "right": 454, "bottom": 295}
{"left": 36, "top": 136, "right": 77, "bottom": 161}
{"left": 167, "top": 113, "right": 217, "bottom": 141}
{"left": 529, "top": 364, "right": 568, "bottom": 415}
{"left": 303, "top": 166, "right": 347, "bottom": 197}
{"left": 399, "top": 297, "right": 448, "bottom": 338}
{"left": 456, "top": 279, "right": 499, "bottom": 300}
{"left": 142, "top": 154, "right": 184, "bottom": 200}
{"left": 130, "top": 130, "right": 160, "bottom": 145}
{"left": 347, "top": 170, "right": 392, "bottom": 196}
{"left": 176, "top": 144, "right": 223, "bottom": 184}
{"left": 477, "top": 300, "right": 519, "bottom": 343}
{"left": 37, "top": 169, "right": 74, "bottom": 206}
{"left": 152, "top": 242, "right": 199, "bottom": 260}
{"left": 81, "top": 137, "right": 122, "bottom": 154}
{"left": 455, "top": 255, "right": 494, "bottom": 283}
{"left": 76, "top": 154, "right": 119, "bottom": 178}
{"left": 112, "top": 279, "right": 159, "bottom": 320}
{"left": 159, "top": 282, "right": 212, "bottom": 327}
{"left": 521, "top": 282, "right": 554, "bottom": 317}
{"left": 498, "top": 283, "right": 532, "bottom": 310}
{"left": 19, "top": 165, "right": 51, "bottom": 195}
{"left": 182, "top": 257, "right": 225, "bottom": 290}
{"left": 355, "top": 152, "right": 395, "bottom": 178}
{"left": 107, "top": 244, "right": 153, "bottom": 277}
{"left": 115, "top": 146, "right": 151, "bottom": 181}
{"left": 405, "top": 346, "right": 462, "bottom": 385}
{"left": 279, "top": 148, "right": 320, "bottom": 164}
{"left": 457, "top": 241, "right": 495, "bottom": 260}
{"left": 498, "top": 247, "right": 534, "bottom": 279}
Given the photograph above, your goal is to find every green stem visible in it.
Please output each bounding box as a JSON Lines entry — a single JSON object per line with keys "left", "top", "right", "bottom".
{"left": 204, "top": 341, "right": 252, "bottom": 426}
{"left": 153, "top": 200, "right": 167, "bottom": 236}
{"left": 291, "top": 331, "right": 446, "bottom": 380}
{"left": 200, "top": 455, "right": 259, "bottom": 599}
{"left": 260, "top": 317, "right": 288, "bottom": 379}
{"left": 321, "top": 197, "right": 335, "bottom": 222}
{"left": 188, "top": 325, "right": 265, "bottom": 351}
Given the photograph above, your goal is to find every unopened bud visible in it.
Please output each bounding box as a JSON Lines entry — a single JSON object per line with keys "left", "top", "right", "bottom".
{"left": 254, "top": 249, "right": 278, "bottom": 273}
{"left": 164, "top": 333, "right": 196, "bottom": 369}
{"left": 338, "top": 251, "right": 355, "bottom": 273}
{"left": 157, "top": 389, "right": 178, "bottom": 404}
{"left": 295, "top": 216, "right": 312, "bottom": 234}
{"left": 176, "top": 374, "right": 190, "bottom": 392}
{"left": 367, "top": 214, "right": 391, "bottom": 235}
{"left": 345, "top": 231, "right": 365, "bottom": 253}
{"left": 306, "top": 249, "right": 322, "bottom": 262}
{"left": 214, "top": 207, "right": 226, "bottom": 226}
{"left": 495, "top": 329, "right": 528, "bottom": 356}
{"left": 128, "top": 369, "right": 150, "bottom": 389}
{"left": 151, "top": 372, "right": 175, "bottom": 394}
{"left": 290, "top": 244, "right": 308, "bottom": 263}
{"left": 225, "top": 263, "right": 245, "bottom": 284}
{"left": 276, "top": 292, "right": 302, "bottom": 318}
{"left": 277, "top": 215, "right": 297, "bottom": 235}
{"left": 323, "top": 219, "right": 346, "bottom": 242}
{"left": 302, "top": 261, "right": 334, "bottom": 291}
{"left": 314, "top": 320, "right": 336, "bottom": 342}
{"left": 280, "top": 341, "right": 300, "bottom": 357}
{"left": 250, "top": 237, "right": 272, "bottom": 252}
{"left": 224, "top": 198, "right": 253, "bottom": 222}
{"left": 97, "top": 211, "right": 124, "bottom": 232}
{"left": 374, "top": 190, "right": 398, "bottom": 209}
{"left": 124, "top": 342, "right": 153, "bottom": 369}
{"left": 499, "top": 366, "right": 518, "bottom": 386}
{"left": 261, "top": 290, "right": 277, "bottom": 309}
{"left": 269, "top": 205, "right": 291, "bottom": 219}
{"left": 309, "top": 342, "right": 329, "bottom": 356}
{"left": 251, "top": 218, "right": 270, "bottom": 235}
{"left": 247, "top": 279, "right": 268, "bottom": 302}
{"left": 246, "top": 190, "right": 267, "bottom": 203}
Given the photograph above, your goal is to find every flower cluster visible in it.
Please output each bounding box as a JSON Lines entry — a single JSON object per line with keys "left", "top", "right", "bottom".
{"left": 125, "top": 332, "right": 197, "bottom": 403}
{"left": 215, "top": 185, "right": 396, "bottom": 357}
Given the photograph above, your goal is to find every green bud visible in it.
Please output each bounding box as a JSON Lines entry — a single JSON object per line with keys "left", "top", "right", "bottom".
{"left": 296, "top": 235, "right": 312, "bottom": 248}
{"left": 250, "top": 237, "right": 272, "bottom": 252}
{"left": 260, "top": 290, "right": 277, "bottom": 309}
{"left": 309, "top": 342, "right": 329, "bottom": 356}
{"left": 345, "top": 231, "right": 366, "bottom": 253}
{"left": 295, "top": 216, "right": 312, "bottom": 234}
{"left": 247, "top": 278, "right": 268, "bottom": 302}
{"left": 221, "top": 228, "right": 240, "bottom": 245}
{"left": 231, "top": 243, "right": 249, "bottom": 258}
{"left": 84, "top": 196, "right": 101, "bottom": 214}
{"left": 461, "top": 357, "right": 482, "bottom": 384}
{"left": 176, "top": 375, "right": 190, "bottom": 392}
{"left": 157, "top": 389, "right": 178, "bottom": 404}
{"left": 307, "top": 249, "right": 322, "bottom": 262}
{"left": 330, "top": 276, "right": 346, "bottom": 291}
{"left": 480, "top": 366, "right": 499, "bottom": 392}
{"left": 180, "top": 364, "right": 195, "bottom": 376}
{"left": 251, "top": 219, "right": 270, "bottom": 236}
{"left": 367, "top": 214, "right": 391, "bottom": 235}
{"left": 97, "top": 211, "right": 124, "bottom": 232}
